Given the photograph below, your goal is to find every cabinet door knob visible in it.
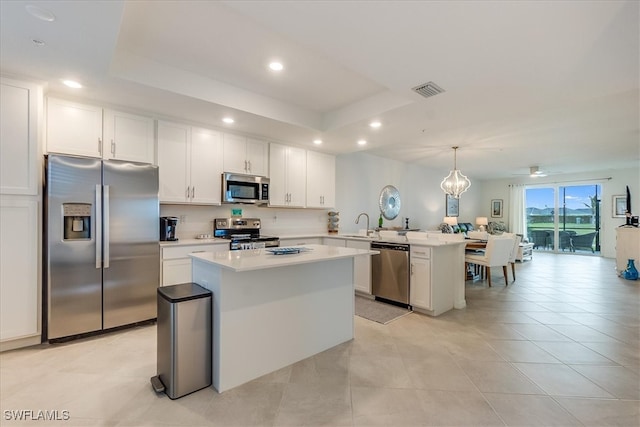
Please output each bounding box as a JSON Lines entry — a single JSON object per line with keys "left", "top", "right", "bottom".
{"left": 111, "top": 140, "right": 116, "bottom": 156}
{"left": 98, "top": 138, "right": 102, "bottom": 155}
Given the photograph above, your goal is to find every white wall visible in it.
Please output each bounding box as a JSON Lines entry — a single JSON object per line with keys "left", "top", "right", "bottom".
{"left": 479, "top": 167, "right": 639, "bottom": 259}
{"left": 335, "top": 152, "right": 482, "bottom": 233}
{"left": 160, "top": 204, "right": 329, "bottom": 240}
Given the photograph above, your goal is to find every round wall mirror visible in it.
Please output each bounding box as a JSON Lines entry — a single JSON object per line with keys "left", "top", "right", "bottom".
{"left": 379, "top": 185, "right": 401, "bottom": 220}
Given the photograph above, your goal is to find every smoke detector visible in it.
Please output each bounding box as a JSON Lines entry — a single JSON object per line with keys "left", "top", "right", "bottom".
{"left": 412, "top": 81, "right": 445, "bottom": 99}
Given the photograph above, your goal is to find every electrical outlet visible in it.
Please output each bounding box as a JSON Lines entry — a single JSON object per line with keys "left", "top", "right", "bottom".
{"left": 180, "top": 215, "right": 187, "bottom": 223}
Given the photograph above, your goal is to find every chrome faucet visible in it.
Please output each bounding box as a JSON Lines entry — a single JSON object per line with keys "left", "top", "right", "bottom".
{"left": 355, "top": 212, "right": 371, "bottom": 236}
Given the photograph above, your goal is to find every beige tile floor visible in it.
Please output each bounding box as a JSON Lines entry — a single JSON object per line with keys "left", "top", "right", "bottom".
{"left": 1, "top": 253, "right": 638, "bottom": 426}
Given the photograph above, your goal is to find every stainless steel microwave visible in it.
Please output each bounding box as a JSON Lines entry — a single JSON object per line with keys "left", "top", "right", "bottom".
{"left": 222, "top": 172, "right": 270, "bottom": 204}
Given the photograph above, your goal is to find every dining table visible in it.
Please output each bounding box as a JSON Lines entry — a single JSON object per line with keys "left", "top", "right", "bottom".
{"left": 465, "top": 239, "right": 487, "bottom": 279}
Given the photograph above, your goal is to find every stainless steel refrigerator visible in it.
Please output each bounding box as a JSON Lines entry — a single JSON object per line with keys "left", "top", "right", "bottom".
{"left": 45, "top": 154, "right": 159, "bottom": 340}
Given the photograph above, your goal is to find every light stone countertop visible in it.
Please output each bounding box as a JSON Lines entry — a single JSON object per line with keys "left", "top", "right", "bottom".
{"left": 159, "top": 238, "right": 229, "bottom": 247}
{"left": 189, "top": 244, "right": 377, "bottom": 272}
{"left": 159, "top": 232, "right": 469, "bottom": 248}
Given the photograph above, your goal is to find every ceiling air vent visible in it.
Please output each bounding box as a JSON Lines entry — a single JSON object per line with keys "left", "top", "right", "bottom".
{"left": 412, "top": 81, "right": 445, "bottom": 99}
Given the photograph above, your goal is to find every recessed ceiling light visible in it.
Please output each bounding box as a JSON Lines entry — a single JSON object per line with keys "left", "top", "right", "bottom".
{"left": 357, "top": 139, "right": 367, "bottom": 146}
{"left": 369, "top": 121, "right": 381, "bottom": 128}
{"left": 62, "top": 80, "right": 82, "bottom": 89}
{"left": 222, "top": 117, "right": 234, "bottom": 124}
{"left": 25, "top": 4, "right": 56, "bottom": 22}
{"left": 313, "top": 139, "right": 322, "bottom": 145}
{"left": 268, "top": 62, "right": 284, "bottom": 71}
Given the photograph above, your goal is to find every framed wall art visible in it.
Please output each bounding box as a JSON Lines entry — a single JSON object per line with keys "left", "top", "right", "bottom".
{"left": 445, "top": 194, "right": 459, "bottom": 217}
{"left": 612, "top": 195, "right": 627, "bottom": 218}
{"left": 491, "top": 199, "right": 503, "bottom": 218}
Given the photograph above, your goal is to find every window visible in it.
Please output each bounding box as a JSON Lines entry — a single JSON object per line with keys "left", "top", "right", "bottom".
{"left": 526, "top": 184, "right": 601, "bottom": 254}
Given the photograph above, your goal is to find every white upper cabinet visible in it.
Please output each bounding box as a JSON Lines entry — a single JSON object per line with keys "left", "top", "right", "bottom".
{"left": 269, "top": 143, "right": 306, "bottom": 207}
{"left": 157, "top": 121, "right": 222, "bottom": 205}
{"left": 223, "top": 133, "right": 268, "bottom": 176}
{"left": 103, "top": 109, "right": 155, "bottom": 164}
{"left": 190, "top": 127, "right": 223, "bottom": 204}
{"left": 157, "top": 121, "right": 190, "bottom": 203}
{"left": 46, "top": 98, "right": 155, "bottom": 164}
{"left": 245, "top": 137, "right": 269, "bottom": 176}
{"left": 0, "top": 78, "right": 41, "bottom": 195}
{"left": 46, "top": 98, "right": 102, "bottom": 158}
{"left": 306, "top": 150, "right": 336, "bottom": 208}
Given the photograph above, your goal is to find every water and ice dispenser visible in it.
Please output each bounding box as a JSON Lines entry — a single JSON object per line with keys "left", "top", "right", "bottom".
{"left": 62, "top": 203, "right": 91, "bottom": 240}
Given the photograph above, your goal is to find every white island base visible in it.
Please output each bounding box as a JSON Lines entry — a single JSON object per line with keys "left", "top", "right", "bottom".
{"left": 191, "top": 245, "right": 375, "bottom": 392}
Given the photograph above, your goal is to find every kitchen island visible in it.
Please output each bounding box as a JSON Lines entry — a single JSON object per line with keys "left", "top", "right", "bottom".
{"left": 190, "top": 244, "right": 377, "bottom": 392}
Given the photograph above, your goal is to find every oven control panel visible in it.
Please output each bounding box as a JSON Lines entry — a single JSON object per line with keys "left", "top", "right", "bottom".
{"left": 215, "top": 218, "right": 261, "bottom": 230}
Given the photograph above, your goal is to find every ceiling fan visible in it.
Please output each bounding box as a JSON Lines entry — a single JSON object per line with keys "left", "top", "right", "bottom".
{"left": 528, "top": 166, "right": 547, "bottom": 177}
{"left": 512, "top": 166, "right": 556, "bottom": 177}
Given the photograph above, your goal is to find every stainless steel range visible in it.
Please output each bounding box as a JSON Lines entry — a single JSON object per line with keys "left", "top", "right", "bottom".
{"left": 214, "top": 218, "right": 279, "bottom": 250}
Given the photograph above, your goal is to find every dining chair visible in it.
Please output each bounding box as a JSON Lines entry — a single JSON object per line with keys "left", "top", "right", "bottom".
{"left": 530, "top": 230, "right": 551, "bottom": 249}
{"left": 503, "top": 233, "right": 522, "bottom": 282}
{"left": 465, "top": 235, "right": 514, "bottom": 286}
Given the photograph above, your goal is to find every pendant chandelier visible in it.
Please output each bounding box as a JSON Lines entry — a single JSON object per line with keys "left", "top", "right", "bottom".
{"left": 440, "top": 146, "right": 471, "bottom": 199}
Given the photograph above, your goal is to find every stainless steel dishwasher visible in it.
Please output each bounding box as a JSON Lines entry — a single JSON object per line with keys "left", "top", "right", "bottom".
{"left": 371, "top": 241, "right": 410, "bottom": 305}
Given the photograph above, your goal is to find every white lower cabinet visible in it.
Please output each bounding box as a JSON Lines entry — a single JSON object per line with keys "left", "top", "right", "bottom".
{"left": 0, "top": 197, "right": 40, "bottom": 342}
{"left": 346, "top": 240, "right": 371, "bottom": 294}
{"left": 410, "top": 247, "right": 432, "bottom": 310}
{"left": 279, "top": 237, "right": 323, "bottom": 247}
{"left": 161, "top": 243, "right": 227, "bottom": 286}
{"left": 410, "top": 244, "right": 458, "bottom": 316}
{"left": 616, "top": 227, "right": 640, "bottom": 273}
{"left": 162, "top": 258, "right": 192, "bottom": 286}
{"left": 321, "top": 237, "right": 370, "bottom": 293}
{"left": 323, "top": 237, "right": 346, "bottom": 247}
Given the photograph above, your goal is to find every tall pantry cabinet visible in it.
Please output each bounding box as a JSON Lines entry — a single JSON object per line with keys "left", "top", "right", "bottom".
{"left": 0, "top": 77, "right": 42, "bottom": 350}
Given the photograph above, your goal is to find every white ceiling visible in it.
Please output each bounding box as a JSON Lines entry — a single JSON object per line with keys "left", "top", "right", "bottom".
{"left": 1, "top": 0, "right": 638, "bottom": 180}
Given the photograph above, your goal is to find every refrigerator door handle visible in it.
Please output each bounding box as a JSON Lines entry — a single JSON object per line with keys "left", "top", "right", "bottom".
{"left": 95, "top": 184, "right": 102, "bottom": 268}
{"left": 104, "top": 185, "right": 110, "bottom": 268}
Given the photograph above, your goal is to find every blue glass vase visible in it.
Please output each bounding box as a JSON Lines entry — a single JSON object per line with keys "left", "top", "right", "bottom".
{"left": 622, "top": 259, "right": 639, "bottom": 280}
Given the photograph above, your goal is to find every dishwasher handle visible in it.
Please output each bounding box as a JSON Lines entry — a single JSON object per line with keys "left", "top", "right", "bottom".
{"left": 371, "top": 242, "right": 410, "bottom": 251}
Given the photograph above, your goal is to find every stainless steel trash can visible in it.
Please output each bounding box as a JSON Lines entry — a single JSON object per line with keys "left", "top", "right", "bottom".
{"left": 155, "top": 282, "right": 212, "bottom": 399}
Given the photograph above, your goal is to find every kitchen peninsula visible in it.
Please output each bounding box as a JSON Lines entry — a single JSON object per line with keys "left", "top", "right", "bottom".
{"left": 190, "top": 244, "right": 377, "bottom": 392}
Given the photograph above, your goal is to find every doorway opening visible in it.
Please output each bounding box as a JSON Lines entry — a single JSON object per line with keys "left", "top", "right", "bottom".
{"left": 525, "top": 184, "right": 601, "bottom": 255}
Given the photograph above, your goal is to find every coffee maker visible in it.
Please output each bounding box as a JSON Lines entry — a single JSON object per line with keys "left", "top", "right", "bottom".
{"left": 160, "top": 217, "right": 179, "bottom": 241}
